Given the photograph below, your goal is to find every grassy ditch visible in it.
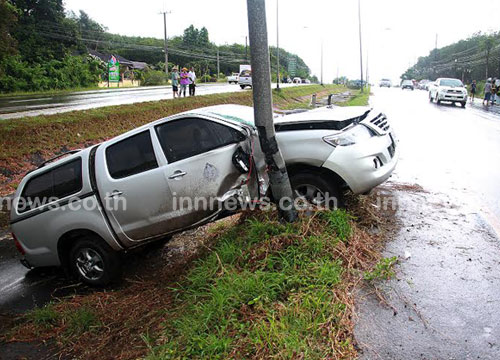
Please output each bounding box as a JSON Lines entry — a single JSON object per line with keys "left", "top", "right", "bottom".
{"left": 6, "top": 191, "right": 395, "bottom": 359}
{"left": 340, "top": 88, "right": 370, "bottom": 107}
{"left": 0, "top": 84, "right": 344, "bottom": 196}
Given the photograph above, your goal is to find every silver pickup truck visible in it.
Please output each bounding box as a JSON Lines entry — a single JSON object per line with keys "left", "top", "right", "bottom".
{"left": 10, "top": 104, "right": 398, "bottom": 285}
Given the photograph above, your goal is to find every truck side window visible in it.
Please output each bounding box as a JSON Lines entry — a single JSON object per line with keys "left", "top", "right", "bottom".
{"left": 155, "top": 118, "right": 245, "bottom": 163}
{"left": 106, "top": 131, "right": 158, "bottom": 179}
{"left": 19, "top": 158, "right": 83, "bottom": 213}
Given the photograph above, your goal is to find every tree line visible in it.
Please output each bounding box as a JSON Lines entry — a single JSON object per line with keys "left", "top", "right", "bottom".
{"left": 0, "top": 0, "right": 312, "bottom": 93}
{"left": 401, "top": 31, "right": 500, "bottom": 83}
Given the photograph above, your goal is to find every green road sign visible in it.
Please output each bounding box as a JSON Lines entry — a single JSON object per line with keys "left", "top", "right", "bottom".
{"left": 108, "top": 55, "right": 120, "bottom": 82}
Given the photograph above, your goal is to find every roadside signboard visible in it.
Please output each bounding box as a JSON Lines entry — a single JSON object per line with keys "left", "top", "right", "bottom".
{"left": 288, "top": 57, "right": 297, "bottom": 77}
{"left": 108, "top": 56, "right": 120, "bottom": 82}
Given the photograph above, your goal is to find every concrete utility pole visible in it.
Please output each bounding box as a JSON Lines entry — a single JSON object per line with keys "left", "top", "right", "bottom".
{"left": 246, "top": 0, "right": 297, "bottom": 222}
{"left": 358, "top": 0, "right": 364, "bottom": 92}
{"left": 245, "top": 36, "right": 248, "bottom": 61}
{"left": 160, "top": 11, "right": 171, "bottom": 76}
{"left": 320, "top": 39, "right": 323, "bottom": 85}
{"left": 276, "top": 0, "right": 280, "bottom": 90}
{"left": 216, "top": 48, "right": 220, "bottom": 78}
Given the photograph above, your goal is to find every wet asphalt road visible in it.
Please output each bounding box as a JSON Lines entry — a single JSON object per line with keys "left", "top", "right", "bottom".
{"left": 0, "top": 82, "right": 298, "bottom": 120}
{"left": 355, "top": 87, "right": 500, "bottom": 359}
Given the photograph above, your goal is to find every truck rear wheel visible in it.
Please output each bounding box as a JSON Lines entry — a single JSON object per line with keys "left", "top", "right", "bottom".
{"left": 240, "top": 85, "right": 245, "bottom": 89}
{"left": 69, "top": 236, "right": 121, "bottom": 286}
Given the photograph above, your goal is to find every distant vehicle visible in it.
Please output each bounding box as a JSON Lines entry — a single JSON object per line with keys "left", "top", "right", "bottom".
{"left": 379, "top": 79, "right": 392, "bottom": 87}
{"left": 227, "top": 73, "right": 239, "bottom": 84}
{"left": 293, "top": 77, "right": 302, "bottom": 84}
{"left": 401, "top": 80, "right": 414, "bottom": 90}
{"left": 428, "top": 78, "right": 467, "bottom": 108}
{"left": 418, "top": 79, "right": 431, "bottom": 90}
{"left": 238, "top": 69, "right": 252, "bottom": 89}
{"left": 302, "top": 79, "right": 311, "bottom": 84}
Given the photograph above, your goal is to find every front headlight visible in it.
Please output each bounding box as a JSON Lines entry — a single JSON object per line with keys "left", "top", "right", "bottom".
{"left": 323, "top": 125, "right": 373, "bottom": 147}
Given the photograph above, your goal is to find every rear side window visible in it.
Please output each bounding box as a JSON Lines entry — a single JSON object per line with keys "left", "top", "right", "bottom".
{"left": 155, "top": 118, "right": 245, "bottom": 163}
{"left": 19, "top": 158, "right": 82, "bottom": 213}
{"left": 106, "top": 131, "right": 158, "bottom": 179}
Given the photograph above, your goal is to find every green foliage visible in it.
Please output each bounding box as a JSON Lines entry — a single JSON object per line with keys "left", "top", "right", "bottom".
{"left": 148, "top": 210, "right": 350, "bottom": 359}
{"left": 0, "top": 0, "right": 19, "bottom": 59}
{"left": 401, "top": 31, "right": 500, "bottom": 82}
{"left": 140, "top": 69, "right": 168, "bottom": 86}
{"left": 0, "top": 55, "right": 102, "bottom": 92}
{"left": 29, "top": 304, "right": 60, "bottom": 328}
{"left": 66, "top": 307, "right": 101, "bottom": 335}
{"left": 364, "top": 257, "right": 397, "bottom": 281}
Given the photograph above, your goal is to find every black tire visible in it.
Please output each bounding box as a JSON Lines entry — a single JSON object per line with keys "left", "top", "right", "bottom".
{"left": 289, "top": 172, "right": 342, "bottom": 209}
{"left": 461, "top": 101, "right": 466, "bottom": 108}
{"left": 240, "top": 85, "right": 245, "bottom": 89}
{"left": 69, "top": 236, "right": 121, "bottom": 286}
{"left": 429, "top": 92, "right": 433, "bottom": 102}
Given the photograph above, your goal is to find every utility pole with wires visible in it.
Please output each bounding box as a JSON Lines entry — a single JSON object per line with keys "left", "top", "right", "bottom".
{"left": 320, "top": 40, "right": 323, "bottom": 85}
{"left": 246, "top": 0, "right": 297, "bottom": 223}
{"left": 216, "top": 48, "right": 220, "bottom": 78}
{"left": 245, "top": 36, "right": 248, "bottom": 61}
{"left": 276, "top": 0, "right": 280, "bottom": 90}
{"left": 160, "top": 10, "right": 171, "bottom": 76}
{"left": 358, "top": 0, "right": 364, "bottom": 92}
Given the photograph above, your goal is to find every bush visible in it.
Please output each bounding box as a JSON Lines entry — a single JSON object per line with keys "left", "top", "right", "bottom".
{"left": 140, "top": 70, "right": 168, "bottom": 86}
{"left": 200, "top": 74, "right": 212, "bottom": 83}
{"left": 0, "top": 55, "right": 102, "bottom": 93}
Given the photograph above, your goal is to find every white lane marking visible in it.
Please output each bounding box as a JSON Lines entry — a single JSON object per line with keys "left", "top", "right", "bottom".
{"left": 0, "top": 277, "right": 24, "bottom": 293}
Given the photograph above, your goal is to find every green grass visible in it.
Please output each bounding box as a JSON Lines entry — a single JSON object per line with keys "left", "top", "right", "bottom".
{"left": 29, "top": 304, "right": 60, "bottom": 328}
{"left": 26, "top": 304, "right": 100, "bottom": 336}
{"left": 146, "top": 210, "right": 354, "bottom": 359}
{"left": 364, "top": 256, "right": 397, "bottom": 281}
{"left": 0, "top": 86, "right": 105, "bottom": 98}
{"left": 341, "top": 87, "right": 370, "bottom": 107}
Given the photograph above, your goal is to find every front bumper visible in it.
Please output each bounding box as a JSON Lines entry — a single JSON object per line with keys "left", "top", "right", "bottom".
{"left": 438, "top": 93, "right": 466, "bottom": 102}
{"left": 322, "top": 131, "right": 399, "bottom": 194}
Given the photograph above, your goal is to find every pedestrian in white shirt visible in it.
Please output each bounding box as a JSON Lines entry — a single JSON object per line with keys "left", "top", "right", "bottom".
{"left": 188, "top": 67, "right": 197, "bottom": 96}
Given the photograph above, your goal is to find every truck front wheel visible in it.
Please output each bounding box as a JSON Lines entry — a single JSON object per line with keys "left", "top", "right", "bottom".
{"left": 69, "top": 236, "right": 122, "bottom": 286}
{"left": 289, "top": 172, "right": 342, "bottom": 209}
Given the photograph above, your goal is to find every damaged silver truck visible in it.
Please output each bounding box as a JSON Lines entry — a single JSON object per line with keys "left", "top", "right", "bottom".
{"left": 10, "top": 104, "right": 398, "bottom": 285}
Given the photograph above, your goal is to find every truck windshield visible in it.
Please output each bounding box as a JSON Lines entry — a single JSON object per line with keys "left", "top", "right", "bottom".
{"left": 440, "top": 79, "right": 463, "bottom": 87}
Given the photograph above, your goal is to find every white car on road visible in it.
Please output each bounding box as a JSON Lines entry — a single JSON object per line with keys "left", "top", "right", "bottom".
{"left": 429, "top": 78, "right": 467, "bottom": 108}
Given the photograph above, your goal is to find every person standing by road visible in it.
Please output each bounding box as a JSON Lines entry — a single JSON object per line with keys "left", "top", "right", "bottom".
{"left": 483, "top": 79, "right": 492, "bottom": 106}
{"left": 171, "top": 67, "right": 180, "bottom": 99}
{"left": 470, "top": 80, "right": 477, "bottom": 102}
{"left": 179, "top": 68, "right": 189, "bottom": 97}
{"left": 491, "top": 79, "right": 497, "bottom": 105}
{"left": 188, "top": 67, "right": 197, "bottom": 96}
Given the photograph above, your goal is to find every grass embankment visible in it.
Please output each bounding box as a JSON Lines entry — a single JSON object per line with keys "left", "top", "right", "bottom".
{"left": 340, "top": 87, "right": 370, "bottom": 107}
{"left": 8, "top": 198, "right": 395, "bottom": 359}
{"left": 0, "top": 84, "right": 344, "bottom": 196}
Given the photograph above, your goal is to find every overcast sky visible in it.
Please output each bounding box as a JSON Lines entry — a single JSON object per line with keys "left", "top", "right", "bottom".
{"left": 64, "top": 0, "right": 500, "bottom": 84}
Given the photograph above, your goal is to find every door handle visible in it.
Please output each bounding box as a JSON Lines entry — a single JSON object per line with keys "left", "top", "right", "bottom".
{"left": 168, "top": 171, "right": 187, "bottom": 180}
{"left": 106, "top": 190, "right": 123, "bottom": 198}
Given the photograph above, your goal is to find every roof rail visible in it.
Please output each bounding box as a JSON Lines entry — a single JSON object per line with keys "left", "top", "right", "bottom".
{"left": 38, "top": 150, "right": 82, "bottom": 168}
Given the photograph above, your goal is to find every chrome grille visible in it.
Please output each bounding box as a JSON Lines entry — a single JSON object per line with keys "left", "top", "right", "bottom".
{"left": 370, "top": 113, "right": 390, "bottom": 132}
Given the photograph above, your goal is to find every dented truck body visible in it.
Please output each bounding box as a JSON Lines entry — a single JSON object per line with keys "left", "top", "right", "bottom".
{"left": 10, "top": 104, "right": 398, "bottom": 285}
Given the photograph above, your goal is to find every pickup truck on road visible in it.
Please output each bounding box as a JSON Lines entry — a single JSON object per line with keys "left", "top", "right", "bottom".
{"left": 227, "top": 73, "right": 239, "bottom": 84}
{"left": 10, "top": 104, "right": 398, "bottom": 285}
